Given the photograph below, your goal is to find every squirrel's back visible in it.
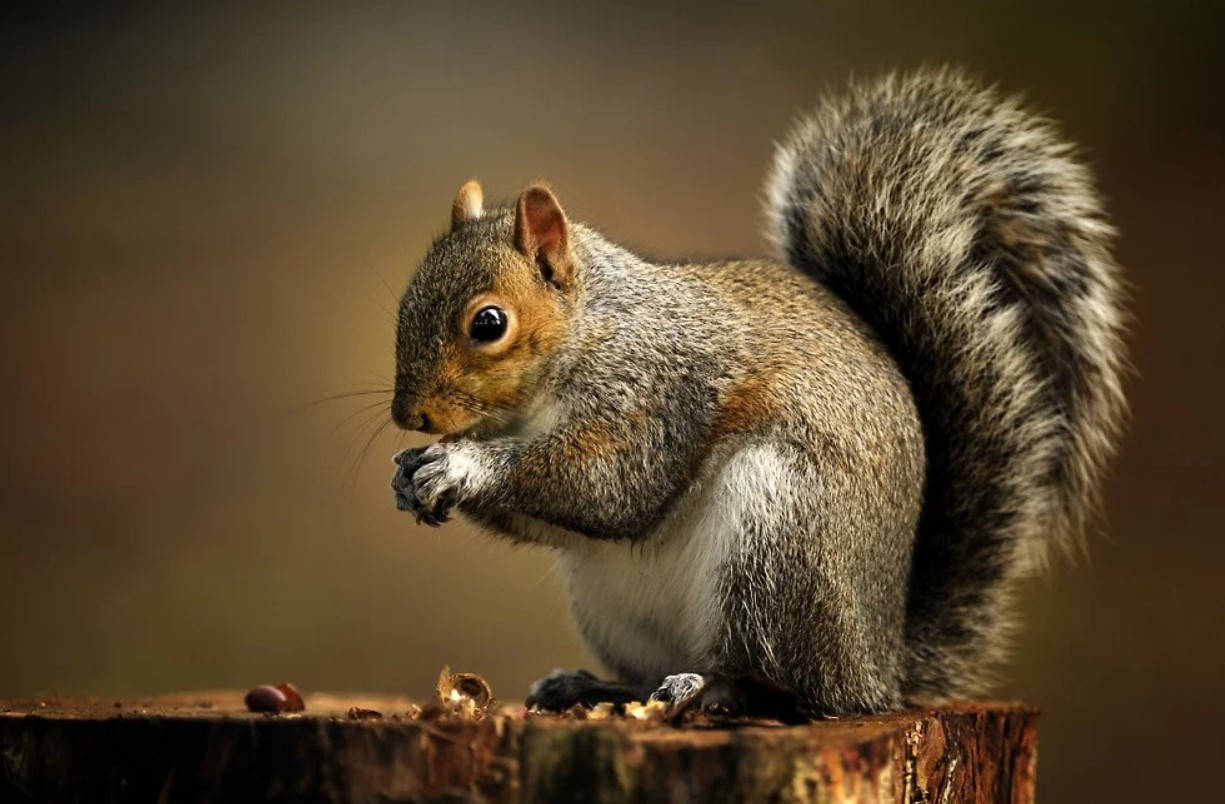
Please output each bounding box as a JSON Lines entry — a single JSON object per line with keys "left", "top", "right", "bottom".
{"left": 765, "top": 69, "right": 1128, "bottom": 698}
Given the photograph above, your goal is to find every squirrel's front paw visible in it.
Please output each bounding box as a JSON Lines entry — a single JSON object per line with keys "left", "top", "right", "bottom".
{"left": 390, "top": 447, "right": 429, "bottom": 513}
{"left": 392, "top": 442, "right": 491, "bottom": 526}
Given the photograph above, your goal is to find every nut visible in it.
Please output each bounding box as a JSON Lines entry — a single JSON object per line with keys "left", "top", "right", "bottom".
{"left": 244, "top": 682, "right": 305, "bottom": 713}
{"left": 274, "top": 682, "right": 305, "bottom": 712}
{"left": 244, "top": 685, "right": 287, "bottom": 712}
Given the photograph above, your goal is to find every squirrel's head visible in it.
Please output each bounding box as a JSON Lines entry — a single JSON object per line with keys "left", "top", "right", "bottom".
{"left": 392, "top": 180, "right": 577, "bottom": 435}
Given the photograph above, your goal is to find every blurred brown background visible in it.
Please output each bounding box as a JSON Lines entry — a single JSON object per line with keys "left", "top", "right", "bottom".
{"left": 2, "top": 2, "right": 1222, "bottom": 800}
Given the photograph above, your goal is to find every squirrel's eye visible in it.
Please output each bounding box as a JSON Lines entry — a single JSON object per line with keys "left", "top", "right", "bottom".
{"left": 469, "top": 305, "right": 508, "bottom": 343}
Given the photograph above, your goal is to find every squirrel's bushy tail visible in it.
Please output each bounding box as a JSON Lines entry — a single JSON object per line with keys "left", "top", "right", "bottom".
{"left": 764, "top": 69, "right": 1127, "bottom": 699}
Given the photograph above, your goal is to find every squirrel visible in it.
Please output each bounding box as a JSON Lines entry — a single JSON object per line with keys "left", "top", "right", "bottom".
{"left": 388, "top": 69, "right": 1127, "bottom": 718}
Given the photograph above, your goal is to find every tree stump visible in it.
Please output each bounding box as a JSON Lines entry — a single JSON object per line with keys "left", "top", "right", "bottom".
{"left": 0, "top": 692, "right": 1036, "bottom": 802}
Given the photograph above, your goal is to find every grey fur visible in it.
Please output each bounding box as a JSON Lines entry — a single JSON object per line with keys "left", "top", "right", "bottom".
{"left": 391, "top": 68, "right": 1128, "bottom": 714}
{"left": 764, "top": 68, "right": 1128, "bottom": 699}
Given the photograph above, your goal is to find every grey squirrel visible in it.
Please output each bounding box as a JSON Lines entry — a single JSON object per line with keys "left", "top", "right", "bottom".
{"left": 388, "top": 69, "right": 1128, "bottom": 717}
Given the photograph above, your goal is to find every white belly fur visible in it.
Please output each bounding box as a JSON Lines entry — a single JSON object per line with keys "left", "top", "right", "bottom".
{"left": 553, "top": 442, "right": 790, "bottom": 681}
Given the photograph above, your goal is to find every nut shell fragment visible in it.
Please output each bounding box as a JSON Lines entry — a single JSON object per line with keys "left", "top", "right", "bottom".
{"left": 435, "top": 666, "right": 495, "bottom": 717}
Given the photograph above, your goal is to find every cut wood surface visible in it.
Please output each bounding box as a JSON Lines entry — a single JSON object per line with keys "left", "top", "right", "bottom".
{"left": 0, "top": 692, "right": 1036, "bottom": 803}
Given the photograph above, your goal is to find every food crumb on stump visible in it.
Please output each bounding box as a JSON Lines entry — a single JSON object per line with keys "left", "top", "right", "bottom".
{"left": 625, "top": 699, "right": 668, "bottom": 721}
{"left": 532, "top": 698, "right": 668, "bottom": 723}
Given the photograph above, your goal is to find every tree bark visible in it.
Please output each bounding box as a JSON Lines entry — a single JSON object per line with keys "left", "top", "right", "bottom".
{"left": 0, "top": 692, "right": 1036, "bottom": 803}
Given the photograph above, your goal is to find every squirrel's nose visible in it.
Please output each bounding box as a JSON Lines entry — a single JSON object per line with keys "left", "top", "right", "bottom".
{"left": 391, "top": 395, "right": 427, "bottom": 431}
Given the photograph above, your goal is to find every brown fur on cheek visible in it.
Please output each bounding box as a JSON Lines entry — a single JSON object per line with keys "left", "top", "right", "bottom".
{"left": 410, "top": 347, "right": 484, "bottom": 435}
{"left": 496, "top": 255, "right": 568, "bottom": 346}
{"left": 417, "top": 401, "right": 483, "bottom": 435}
{"left": 459, "top": 255, "right": 569, "bottom": 412}
{"left": 418, "top": 250, "right": 573, "bottom": 435}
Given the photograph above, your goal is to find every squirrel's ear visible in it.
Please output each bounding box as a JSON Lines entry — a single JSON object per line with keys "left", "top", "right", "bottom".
{"left": 515, "top": 184, "right": 574, "bottom": 288}
{"left": 450, "top": 180, "right": 483, "bottom": 230}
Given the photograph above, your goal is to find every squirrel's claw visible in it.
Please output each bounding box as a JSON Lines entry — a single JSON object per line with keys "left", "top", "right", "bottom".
{"left": 413, "top": 489, "right": 454, "bottom": 527}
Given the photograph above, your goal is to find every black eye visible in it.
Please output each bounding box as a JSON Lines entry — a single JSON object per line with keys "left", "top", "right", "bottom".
{"left": 469, "top": 305, "right": 508, "bottom": 342}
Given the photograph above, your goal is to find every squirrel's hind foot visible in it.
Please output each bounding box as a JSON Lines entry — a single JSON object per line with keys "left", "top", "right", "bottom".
{"left": 525, "top": 668, "right": 643, "bottom": 711}
{"left": 653, "top": 673, "right": 811, "bottom": 724}
{"left": 649, "top": 673, "right": 707, "bottom": 709}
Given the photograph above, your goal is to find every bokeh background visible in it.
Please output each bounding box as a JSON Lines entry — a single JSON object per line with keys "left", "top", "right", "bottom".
{"left": 3, "top": 2, "right": 1222, "bottom": 800}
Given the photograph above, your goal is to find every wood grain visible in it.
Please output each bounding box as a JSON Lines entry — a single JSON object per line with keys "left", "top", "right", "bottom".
{"left": 0, "top": 693, "right": 1036, "bottom": 802}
